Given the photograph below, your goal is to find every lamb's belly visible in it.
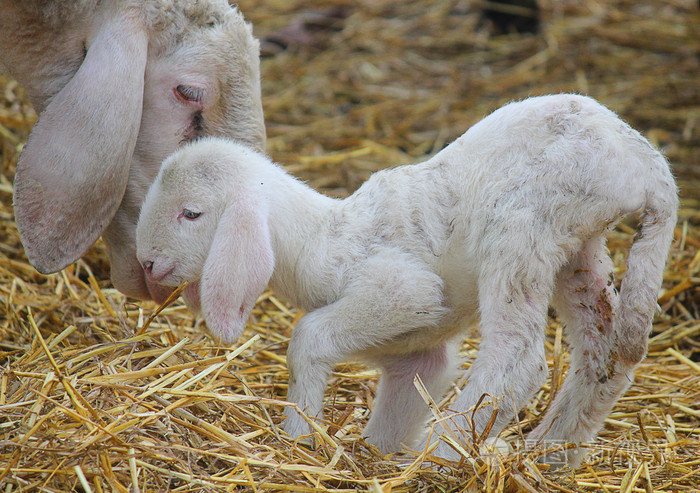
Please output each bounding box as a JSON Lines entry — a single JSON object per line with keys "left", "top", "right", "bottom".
{"left": 353, "top": 250, "right": 482, "bottom": 360}
{"left": 440, "top": 255, "right": 481, "bottom": 323}
{"left": 355, "top": 302, "right": 481, "bottom": 361}
{"left": 358, "top": 321, "right": 468, "bottom": 361}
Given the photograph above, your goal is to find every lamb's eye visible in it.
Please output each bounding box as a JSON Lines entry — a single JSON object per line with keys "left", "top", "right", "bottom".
{"left": 182, "top": 209, "right": 201, "bottom": 220}
{"left": 175, "top": 85, "right": 204, "bottom": 103}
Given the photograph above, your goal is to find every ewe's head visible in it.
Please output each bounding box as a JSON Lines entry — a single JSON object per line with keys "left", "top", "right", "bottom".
{"left": 11, "top": 0, "right": 265, "bottom": 302}
{"left": 138, "top": 2, "right": 266, "bottom": 165}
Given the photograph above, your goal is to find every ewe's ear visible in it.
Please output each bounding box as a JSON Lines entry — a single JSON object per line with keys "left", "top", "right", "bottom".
{"left": 13, "top": 9, "right": 148, "bottom": 274}
{"left": 201, "top": 197, "right": 275, "bottom": 343}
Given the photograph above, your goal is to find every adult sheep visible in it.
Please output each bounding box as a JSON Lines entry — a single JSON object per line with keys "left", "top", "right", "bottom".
{"left": 0, "top": 0, "right": 265, "bottom": 301}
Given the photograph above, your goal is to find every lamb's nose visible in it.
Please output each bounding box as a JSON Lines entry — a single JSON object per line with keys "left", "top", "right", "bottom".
{"left": 143, "top": 261, "right": 153, "bottom": 275}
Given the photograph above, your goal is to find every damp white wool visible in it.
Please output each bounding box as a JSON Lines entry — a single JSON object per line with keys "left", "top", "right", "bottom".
{"left": 136, "top": 94, "right": 678, "bottom": 466}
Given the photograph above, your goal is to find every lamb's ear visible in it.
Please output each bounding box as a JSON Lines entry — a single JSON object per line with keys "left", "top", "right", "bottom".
{"left": 13, "top": 9, "right": 148, "bottom": 274}
{"left": 201, "top": 197, "right": 275, "bottom": 343}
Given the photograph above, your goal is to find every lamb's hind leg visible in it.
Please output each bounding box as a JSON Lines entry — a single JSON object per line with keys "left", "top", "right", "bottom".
{"left": 430, "top": 250, "right": 556, "bottom": 460}
{"left": 364, "top": 342, "right": 459, "bottom": 453}
{"left": 529, "top": 236, "right": 630, "bottom": 468}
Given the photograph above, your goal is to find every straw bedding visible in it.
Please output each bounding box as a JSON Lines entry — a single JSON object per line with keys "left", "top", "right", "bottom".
{"left": 1, "top": 0, "right": 698, "bottom": 491}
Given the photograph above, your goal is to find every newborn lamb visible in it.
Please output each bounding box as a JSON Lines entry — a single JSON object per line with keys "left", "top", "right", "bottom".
{"left": 136, "top": 94, "right": 678, "bottom": 466}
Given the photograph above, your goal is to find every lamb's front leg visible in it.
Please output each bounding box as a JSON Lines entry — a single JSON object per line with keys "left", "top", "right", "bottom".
{"left": 282, "top": 252, "right": 449, "bottom": 442}
{"left": 282, "top": 308, "right": 342, "bottom": 438}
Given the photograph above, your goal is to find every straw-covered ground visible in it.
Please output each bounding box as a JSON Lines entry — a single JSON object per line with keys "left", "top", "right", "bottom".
{"left": 1, "top": 0, "right": 699, "bottom": 491}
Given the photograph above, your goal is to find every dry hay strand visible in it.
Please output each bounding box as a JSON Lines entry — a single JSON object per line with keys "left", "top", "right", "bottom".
{"left": 1, "top": 0, "right": 699, "bottom": 491}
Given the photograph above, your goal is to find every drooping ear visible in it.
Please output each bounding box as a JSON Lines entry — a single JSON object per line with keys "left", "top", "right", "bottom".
{"left": 201, "top": 197, "right": 275, "bottom": 343}
{"left": 13, "top": 9, "right": 148, "bottom": 274}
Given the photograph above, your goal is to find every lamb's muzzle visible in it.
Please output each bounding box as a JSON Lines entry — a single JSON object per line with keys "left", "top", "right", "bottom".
{"left": 136, "top": 94, "right": 678, "bottom": 467}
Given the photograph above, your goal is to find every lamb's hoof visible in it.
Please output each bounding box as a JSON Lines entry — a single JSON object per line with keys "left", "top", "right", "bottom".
{"left": 281, "top": 407, "right": 315, "bottom": 448}
{"left": 422, "top": 434, "right": 512, "bottom": 466}
{"left": 524, "top": 436, "right": 583, "bottom": 470}
{"left": 292, "top": 434, "right": 315, "bottom": 449}
{"left": 479, "top": 437, "right": 512, "bottom": 458}
{"left": 535, "top": 446, "right": 582, "bottom": 471}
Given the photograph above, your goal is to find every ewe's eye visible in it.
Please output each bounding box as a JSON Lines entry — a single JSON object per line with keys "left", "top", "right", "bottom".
{"left": 175, "top": 85, "right": 204, "bottom": 103}
{"left": 182, "top": 209, "right": 201, "bottom": 220}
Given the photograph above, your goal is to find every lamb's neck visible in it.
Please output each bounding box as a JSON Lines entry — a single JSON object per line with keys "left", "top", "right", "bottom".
{"left": 263, "top": 169, "right": 338, "bottom": 302}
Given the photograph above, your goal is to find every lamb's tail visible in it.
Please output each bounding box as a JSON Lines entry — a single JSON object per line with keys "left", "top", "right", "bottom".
{"left": 616, "top": 155, "right": 678, "bottom": 367}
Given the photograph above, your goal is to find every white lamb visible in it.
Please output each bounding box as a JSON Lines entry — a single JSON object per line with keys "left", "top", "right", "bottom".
{"left": 136, "top": 94, "right": 678, "bottom": 466}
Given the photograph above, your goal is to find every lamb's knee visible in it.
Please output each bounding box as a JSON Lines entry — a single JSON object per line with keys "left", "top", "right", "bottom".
{"left": 615, "top": 312, "right": 652, "bottom": 367}
{"left": 286, "top": 335, "right": 330, "bottom": 388}
{"left": 616, "top": 329, "right": 649, "bottom": 367}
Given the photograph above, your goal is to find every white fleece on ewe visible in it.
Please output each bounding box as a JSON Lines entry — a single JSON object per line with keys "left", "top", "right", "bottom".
{"left": 136, "top": 94, "right": 678, "bottom": 466}
{"left": 0, "top": 0, "right": 265, "bottom": 301}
